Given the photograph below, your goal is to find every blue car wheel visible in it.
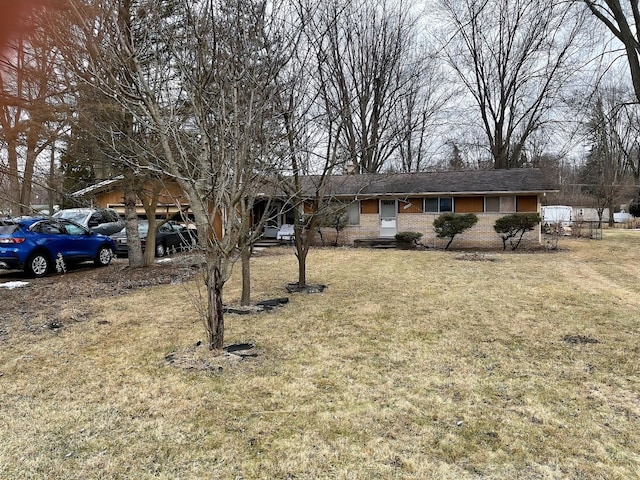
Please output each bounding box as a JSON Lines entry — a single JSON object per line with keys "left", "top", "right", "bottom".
{"left": 95, "top": 245, "right": 113, "bottom": 267}
{"left": 26, "top": 252, "right": 50, "bottom": 278}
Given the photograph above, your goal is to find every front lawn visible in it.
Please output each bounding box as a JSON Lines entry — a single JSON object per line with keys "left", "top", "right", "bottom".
{"left": 1, "top": 232, "right": 640, "bottom": 479}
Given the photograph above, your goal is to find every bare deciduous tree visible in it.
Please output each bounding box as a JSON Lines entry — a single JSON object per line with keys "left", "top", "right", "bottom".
{"left": 582, "top": 1, "right": 640, "bottom": 104}
{"left": 62, "top": 0, "right": 289, "bottom": 350}
{"left": 581, "top": 85, "right": 636, "bottom": 225}
{"left": 441, "top": 0, "right": 587, "bottom": 169}
{"left": 0, "top": 6, "right": 66, "bottom": 215}
{"left": 313, "top": 0, "right": 442, "bottom": 173}
{"left": 394, "top": 46, "right": 455, "bottom": 173}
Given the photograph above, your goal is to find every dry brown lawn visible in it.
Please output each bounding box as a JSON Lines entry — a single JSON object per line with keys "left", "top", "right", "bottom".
{"left": 2, "top": 231, "right": 640, "bottom": 479}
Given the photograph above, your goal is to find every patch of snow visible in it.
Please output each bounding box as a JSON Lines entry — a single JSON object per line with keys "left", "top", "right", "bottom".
{"left": 0, "top": 281, "right": 29, "bottom": 289}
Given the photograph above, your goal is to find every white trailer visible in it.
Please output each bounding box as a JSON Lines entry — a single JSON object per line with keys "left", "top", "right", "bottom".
{"left": 541, "top": 205, "right": 572, "bottom": 226}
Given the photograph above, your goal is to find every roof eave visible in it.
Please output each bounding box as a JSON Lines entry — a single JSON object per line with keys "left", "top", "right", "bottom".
{"left": 71, "top": 175, "right": 125, "bottom": 197}
{"left": 327, "top": 189, "right": 559, "bottom": 198}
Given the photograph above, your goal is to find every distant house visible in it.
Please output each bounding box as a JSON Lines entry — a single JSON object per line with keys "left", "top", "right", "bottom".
{"left": 74, "top": 168, "right": 557, "bottom": 249}
{"left": 70, "top": 175, "right": 189, "bottom": 218}
{"left": 257, "top": 168, "right": 558, "bottom": 249}
{"left": 69, "top": 176, "right": 223, "bottom": 239}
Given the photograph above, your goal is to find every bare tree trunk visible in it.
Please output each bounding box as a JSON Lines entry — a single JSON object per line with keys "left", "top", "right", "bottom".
{"left": 144, "top": 220, "right": 157, "bottom": 265}
{"left": 608, "top": 200, "right": 615, "bottom": 227}
{"left": 584, "top": 0, "right": 640, "bottom": 104}
{"left": 21, "top": 124, "right": 39, "bottom": 213}
{"left": 240, "top": 198, "right": 252, "bottom": 306}
{"left": 48, "top": 142, "right": 56, "bottom": 214}
{"left": 141, "top": 187, "right": 161, "bottom": 266}
{"left": 241, "top": 247, "right": 251, "bottom": 306}
{"left": 297, "top": 247, "right": 307, "bottom": 287}
{"left": 206, "top": 261, "right": 224, "bottom": 351}
{"left": 123, "top": 171, "right": 143, "bottom": 267}
{"left": 294, "top": 222, "right": 315, "bottom": 288}
{"left": 6, "top": 135, "right": 22, "bottom": 215}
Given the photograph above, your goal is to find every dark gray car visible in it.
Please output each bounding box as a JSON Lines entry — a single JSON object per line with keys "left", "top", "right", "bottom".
{"left": 110, "top": 220, "right": 198, "bottom": 257}
{"left": 53, "top": 208, "right": 125, "bottom": 236}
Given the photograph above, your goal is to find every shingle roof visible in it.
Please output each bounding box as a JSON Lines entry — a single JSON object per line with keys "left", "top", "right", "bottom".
{"left": 294, "top": 168, "right": 558, "bottom": 198}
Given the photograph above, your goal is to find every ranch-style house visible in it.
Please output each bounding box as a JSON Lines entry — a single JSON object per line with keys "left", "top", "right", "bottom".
{"left": 73, "top": 168, "right": 557, "bottom": 249}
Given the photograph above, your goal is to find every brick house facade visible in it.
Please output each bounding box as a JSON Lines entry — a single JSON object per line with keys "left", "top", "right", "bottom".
{"left": 290, "top": 169, "right": 557, "bottom": 249}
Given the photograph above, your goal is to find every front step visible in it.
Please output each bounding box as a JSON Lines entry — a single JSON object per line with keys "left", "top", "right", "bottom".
{"left": 254, "top": 238, "right": 287, "bottom": 248}
{"left": 353, "top": 237, "right": 397, "bottom": 248}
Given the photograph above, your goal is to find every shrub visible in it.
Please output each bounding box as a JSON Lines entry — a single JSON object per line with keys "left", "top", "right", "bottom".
{"left": 395, "top": 231, "right": 423, "bottom": 243}
{"left": 433, "top": 213, "right": 478, "bottom": 250}
{"left": 494, "top": 213, "right": 541, "bottom": 251}
{"left": 316, "top": 203, "right": 348, "bottom": 246}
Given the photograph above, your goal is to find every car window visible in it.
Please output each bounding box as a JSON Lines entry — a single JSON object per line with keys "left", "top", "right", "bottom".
{"left": 159, "top": 223, "right": 174, "bottom": 233}
{"left": 0, "top": 223, "right": 19, "bottom": 234}
{"left": 63, "top": 221, "right": 87, "bottom": 236}
{"left": 31, "top": 221, "right": 63, "bottom": 234}
{"left": 88, "top": 212, "right": 102, "bottom": 227}
{"left": 55, "top": 210, "right": 89, "bottom": 224}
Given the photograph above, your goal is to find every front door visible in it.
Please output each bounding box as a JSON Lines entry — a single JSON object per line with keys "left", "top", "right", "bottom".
{"left": 380, "top": 200, "right": 397, "bottom": 237}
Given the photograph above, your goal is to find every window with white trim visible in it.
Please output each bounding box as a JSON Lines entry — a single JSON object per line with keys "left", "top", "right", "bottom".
{"left": 485, "top": 196, "right": 500, "bottom": 212}
{"left": 500, "top": 196, "right": 516, "bottom": 213}
{"left": 439, "top": 197, "right": 453, "bottom": 212}
{"left": 424, "top": 197, "right": 454, "bottom": 213}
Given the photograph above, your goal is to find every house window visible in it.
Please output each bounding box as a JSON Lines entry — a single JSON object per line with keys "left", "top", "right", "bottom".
{"left": 485, "top": 196, "right": 500, "bottom": 212}
{"left": 424, "top": 198, "right": 438, "bottom": 212}
{"left": 424, "top": 197, "right": 453, "bottom": 212}
{"left": 347, "top": 201, "right": 360, "bottom": 225}
{"left": 500, "top": 196, "right": 516, "bottom": 213}
{"left": 285, "top": 209, "right": 296, "bottom": 224}
{"left": 439, "top": 197, "right": 453, "bottom": 212}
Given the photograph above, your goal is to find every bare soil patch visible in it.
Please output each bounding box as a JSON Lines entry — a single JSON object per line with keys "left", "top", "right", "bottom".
{"left": 0, "top": 254, "right": 202, "bottom": 339}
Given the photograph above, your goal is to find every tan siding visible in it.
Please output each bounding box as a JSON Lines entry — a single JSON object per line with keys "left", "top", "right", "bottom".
{"left": 398, "top": 198, "right": 423, "bottom": 213}
{"left": 361, "top": 199, "right": 379, "bottom": 214}
{"left": 303, "top": 201, "right": 315, "bottom": 214}
{"left": 455, "top": 196, "right": 484, "bottom": 213}
{"left": 516, "top": 195, "right": 538, "bottom": 212}
{"left": 96, "top": 180, "right": 189, "bottom": 209}
{"left": 96, "top": 191, "right": 124, "bottom": 206}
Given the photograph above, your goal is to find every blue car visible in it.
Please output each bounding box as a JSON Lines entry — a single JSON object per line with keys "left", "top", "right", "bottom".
{"left": 0, "top": 217, "right": 116, "bottom": 278}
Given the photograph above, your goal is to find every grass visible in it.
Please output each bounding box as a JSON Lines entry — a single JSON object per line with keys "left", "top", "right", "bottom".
{"left": 2, "top": 232, "right": 640, "bottom": 479}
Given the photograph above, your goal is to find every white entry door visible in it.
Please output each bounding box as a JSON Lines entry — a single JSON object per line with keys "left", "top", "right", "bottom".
{"left": 380, "top": 200, "right": 397, "bottom": 237}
